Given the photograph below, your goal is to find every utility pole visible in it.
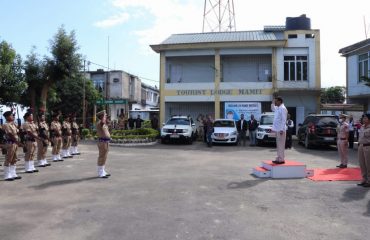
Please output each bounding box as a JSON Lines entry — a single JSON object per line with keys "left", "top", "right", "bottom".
{"left": 202, "top": 0, "right": 236, "bottom": 32}
{"left": 82, "top": 60, "right": 86, "bottom": 128}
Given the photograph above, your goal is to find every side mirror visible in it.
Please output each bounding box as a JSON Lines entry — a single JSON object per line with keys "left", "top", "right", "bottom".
{"left": 191, "top": 123, "right": 195, "bottom": 127}
{"left": 162, "top": 122, "right": 166, "bottom": 126}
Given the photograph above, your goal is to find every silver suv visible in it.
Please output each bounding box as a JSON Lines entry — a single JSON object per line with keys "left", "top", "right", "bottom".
{"left": 256, "top": 113, "right": 276, "bottom": 145}
{"left": 161, "top": 116, "right": 196, "bottom": 144}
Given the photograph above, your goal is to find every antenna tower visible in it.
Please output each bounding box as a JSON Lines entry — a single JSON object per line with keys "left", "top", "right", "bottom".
{"left": 202, "top": 0, "right": 236, "bottom": 32}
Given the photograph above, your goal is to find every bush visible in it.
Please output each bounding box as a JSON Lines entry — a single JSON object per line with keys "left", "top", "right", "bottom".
{"left": 81, "top": 129, "right": 90, "bottom": 139}
{"left": 110, "top": 128, "right": 159, "bottom": 140}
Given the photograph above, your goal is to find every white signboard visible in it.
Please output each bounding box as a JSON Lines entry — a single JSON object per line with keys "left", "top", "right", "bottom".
{"left": 224, "top": 102, "right": 261, "bottom": 121}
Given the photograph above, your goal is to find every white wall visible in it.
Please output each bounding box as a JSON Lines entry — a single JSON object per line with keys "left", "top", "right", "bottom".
{"left": 347, "top": 55, "right": 370, "bottom": 97}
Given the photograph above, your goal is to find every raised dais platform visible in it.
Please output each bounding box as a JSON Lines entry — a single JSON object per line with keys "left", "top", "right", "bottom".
{"left": 253, "top": 160, "right": 314, "bottom": 179}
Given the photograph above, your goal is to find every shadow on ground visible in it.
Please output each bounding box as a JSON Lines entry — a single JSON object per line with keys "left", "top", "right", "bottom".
{"left": 30, "top": 177, "right": 98, "bottom": 190}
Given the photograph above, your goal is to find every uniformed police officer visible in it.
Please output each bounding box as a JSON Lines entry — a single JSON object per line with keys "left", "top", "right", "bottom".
{"left": 357, "top": 113, "right": 370, "bottom": 188}
{"left": 50, "top": 113, "right": 63, "bottom": 161}
{"left": 37, "top": 112, "right": 51, "bottom": 167}
{"left": 70, "top": 114, "right": 80, "bottom": 155}
{"left": 96, "top": 110, "right": 111, "bottom": 178}
{"left": 61, "top": 114, "right": 73, "bottom": 158}
{"left": 2, "top": 111, "right": 22, "bottom": 181}
{"left": 22, "top": 111, "right": 39, "bottom": 173}
{"left": 336, "top": 114, "right": 349, "bottom": 168}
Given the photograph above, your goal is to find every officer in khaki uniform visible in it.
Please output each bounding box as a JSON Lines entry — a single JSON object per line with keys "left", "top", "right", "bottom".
{"left": 357, "top": 113, "right": 370, "bottom": 188}
{"left": 37, "top": 112, "right": 51, "bottom": 167}
{"left": 70, "top": 114, "right": 80, "bottom": 155}
{"left": 2, "top": 111, "right": 22, "bottom": 181}
{"left": 22, "top": 112, "right": 39, "bottom": 173}
{"left": 61, "top": 114, "right": 73, "bottom": 158}
{"left": 50, "top": 113, "right": 63, "bottom": 161}
{"left": 336, "top": 114, "right": 349, "bottom": 168}
{"left": 96, "top": 110, "right": 111, "bottom": 178}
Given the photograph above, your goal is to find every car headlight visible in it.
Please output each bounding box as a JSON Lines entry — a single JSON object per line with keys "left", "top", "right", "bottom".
{"left": 162, "top": 128, "right": 169, "bottom": 133}
{"left": 258, "top": 127, "right": 263, "bottom": 132}
{"left": 182, "top": 129, "right": 188, "bottom": 133}
{"left": 230, "top": 131, "right": 237, "bottom": 135}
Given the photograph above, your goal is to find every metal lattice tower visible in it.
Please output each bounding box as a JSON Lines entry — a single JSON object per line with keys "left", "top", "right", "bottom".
{"left": 202, "top": 0, "right": 236, "bottom": 32}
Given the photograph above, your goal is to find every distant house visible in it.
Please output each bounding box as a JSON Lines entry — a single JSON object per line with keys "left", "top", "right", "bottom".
{"left": 339, "top": 39, "right": 370, "bottom": 113}
{"left": 85, "top": 70, "right": 159, "bottom": 121}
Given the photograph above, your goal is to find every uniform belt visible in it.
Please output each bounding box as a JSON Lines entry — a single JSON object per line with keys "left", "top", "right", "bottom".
{"left": 98, "top": 138, "right": 111, "bottom": 142}
{"left": 360, "top": 143, "right": 370, "bottom": 147}
{"left": 340, "top": 138, "right": 347, "bottom": 140}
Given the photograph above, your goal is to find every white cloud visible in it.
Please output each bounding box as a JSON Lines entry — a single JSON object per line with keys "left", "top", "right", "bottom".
{"left": 94, "top": 12, "right": 130, "bottom": 28}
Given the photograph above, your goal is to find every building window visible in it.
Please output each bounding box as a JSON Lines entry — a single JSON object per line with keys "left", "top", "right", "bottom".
{"left": 93, "top": 79, "right": 105, "bottom": 93}
{"left": 284, "top": 56, "right": 308, "bottom": 81}
{"left": 288, "top": 34, "right": 298, "bottom": 39}
{"left": 358, "top": 52, "right": 369, "bottom": 82}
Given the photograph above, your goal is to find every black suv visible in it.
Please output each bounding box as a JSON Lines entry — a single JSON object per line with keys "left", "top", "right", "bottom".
{"left": 297, "top": 114, "right": 338, "bottom": 149}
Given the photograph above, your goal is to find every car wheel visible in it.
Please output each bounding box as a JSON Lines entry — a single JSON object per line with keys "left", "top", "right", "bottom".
{"left": 188, "top": 136, "right": 193, "bottom": 145}
{"left": 304, "top": 134, "right": 312, "bottom": 149}
{"left": 257, "top": 139, "right": 262, "bottom": 146}
{"left": 161, "top": 139, "right": 167, "bottom": 144}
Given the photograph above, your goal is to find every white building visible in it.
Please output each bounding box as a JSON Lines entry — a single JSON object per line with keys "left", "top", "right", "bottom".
{"left": 339, "top": 39, "right": 370, "bottom": 112}
{"left": 151, "top": 15, "right": 321, "bottom": 129}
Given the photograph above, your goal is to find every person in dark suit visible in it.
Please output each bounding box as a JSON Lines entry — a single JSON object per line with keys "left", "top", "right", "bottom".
{"left": 128, "top": 115, "right": 135, "bottom": 129}
{"left": 135, "top": 115, "right": 144, "bottom": 129}
{"left": 237, "top": 114, "right": 248, "bottom": 146}
{"left": 248, "top": 114, "right": 259, "bottom": 146}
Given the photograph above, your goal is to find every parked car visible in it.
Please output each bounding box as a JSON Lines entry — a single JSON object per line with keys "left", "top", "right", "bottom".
{"left": 211, "top": 119, "right": 238, "bottom": 145}
{"left": 297, "top": 114, "right": 338, "bottom": 149}
{"left": 256, "top": 113, "right": 276, "bottom": 145}
{"left": 161, "top": 116, "right": 196, "bottom": 144}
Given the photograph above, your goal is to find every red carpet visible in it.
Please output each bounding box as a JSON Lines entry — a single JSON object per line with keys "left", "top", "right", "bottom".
{"left": 308, "top": 168, "right": 362, "bottom": 181}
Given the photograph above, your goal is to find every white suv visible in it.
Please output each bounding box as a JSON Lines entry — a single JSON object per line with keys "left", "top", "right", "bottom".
{"left": 256, "top": 113, "right": 276, "bottom": 145}
{"left": 161, "top": 116, "right": 196, "bottom": 144}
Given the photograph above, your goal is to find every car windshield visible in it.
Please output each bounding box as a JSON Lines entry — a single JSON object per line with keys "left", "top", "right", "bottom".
{"left": 214, "top": 121, "right": 235, "bottom": 127}
{"left": 260, "top": 115, "right": 274, "bottom": 125}
{"left": 166, "top": 118, "right": 190, "bottom": 125}
{"left": 315, "top": 116, "right": 338, "bottom": 127}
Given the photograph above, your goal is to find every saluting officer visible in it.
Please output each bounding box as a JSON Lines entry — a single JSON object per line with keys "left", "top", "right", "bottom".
{"left": 61, "top": 114, "right": 73, "bottom": 158}
{"left": 70, "top": 114, "right": 81, "bottom": 155}
{"left": 2, "top": 111, "right": 22, "bottom": 181}
{"left": 50, "top": 113, "right": 63, "bottom": 161}
{"left": 96, "top": 110, "right": 111, "bottom": 178}
{"left": 36, "top": 112, "right": 51, "bottom": 167}
{"left": 357, "top": 113, "right": 370, "bottom": 188}
{"left": 22, "top": 111, "right": 40, "bottom": 173}
{"left": 336, "top": 114, "right": 349, "bottom": 168}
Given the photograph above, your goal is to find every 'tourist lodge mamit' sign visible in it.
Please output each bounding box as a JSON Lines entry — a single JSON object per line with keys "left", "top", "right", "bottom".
{"left": 175, "top": 89, "right": 264, "bottom": 96}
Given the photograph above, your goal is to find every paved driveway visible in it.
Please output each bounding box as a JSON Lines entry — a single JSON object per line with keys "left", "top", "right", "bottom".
{"left": 0, "top": 141, "right": 369, "bottom": 240}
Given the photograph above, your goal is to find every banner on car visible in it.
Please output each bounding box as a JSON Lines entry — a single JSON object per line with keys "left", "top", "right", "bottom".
{"left": 224, "top": 102, "right": 261, "bottom": 121}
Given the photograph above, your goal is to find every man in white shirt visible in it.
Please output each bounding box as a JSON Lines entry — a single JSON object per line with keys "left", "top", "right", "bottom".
{"left": 271, "top": 96, "right": 288, "bottom": 164}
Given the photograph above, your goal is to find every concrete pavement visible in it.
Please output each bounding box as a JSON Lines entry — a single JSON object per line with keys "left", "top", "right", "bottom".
{"left": 0, "top": 141, "right": 369, "bottom": 240}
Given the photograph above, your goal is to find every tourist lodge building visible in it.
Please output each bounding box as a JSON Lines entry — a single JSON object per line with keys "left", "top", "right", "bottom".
{"left": 150, "top": 15, "right": 321, "bottom": 129}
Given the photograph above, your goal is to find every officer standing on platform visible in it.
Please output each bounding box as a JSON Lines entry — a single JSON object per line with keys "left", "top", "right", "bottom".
{"left": 36, "top": 112, "right": 51, "bottom": 167}
{"left": 70, "top": 114, "right": 81, "bottom": 155}
{"left": 271, "top": 96, "right": 288, "bottom": 164}
{"left": 50, "top": 113, "right": 63, "bottom": 161}
{"left": 2, "top": 111, "right": 22, "bottom": 181}
{"left": 61, "top": 114, "right": 73, "bottom": 158}
{"left": 96, "top": 110, "right": 111, "bottom": 178}
{"left": 336, "top": 114, "right": 349, "bottom": 168}
{"left": 357, "top": 113, "right": 370, "bottom": 188}
{"left": 22, "top": 111, "right": 40, "bottom": 173}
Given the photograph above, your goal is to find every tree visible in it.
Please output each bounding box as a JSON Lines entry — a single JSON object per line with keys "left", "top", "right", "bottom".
{"left": 0, "top": 40, "right": 27, "bottom": 105}
{"left": 39, "top": 26, "right": 83, "bottom": 111}
{"left": 48, "top": 74, "right": 100, "bottom": 118}
{"left": 320, "top": 86, "right": 346, "bottom": 104}
{"left": 21, "top": 48, "right": 46, "bottom": 111}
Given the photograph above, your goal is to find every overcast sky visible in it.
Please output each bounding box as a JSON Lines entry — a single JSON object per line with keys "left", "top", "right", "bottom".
{"left": 1, "top": 0, "right": 370, "bottom": 87}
